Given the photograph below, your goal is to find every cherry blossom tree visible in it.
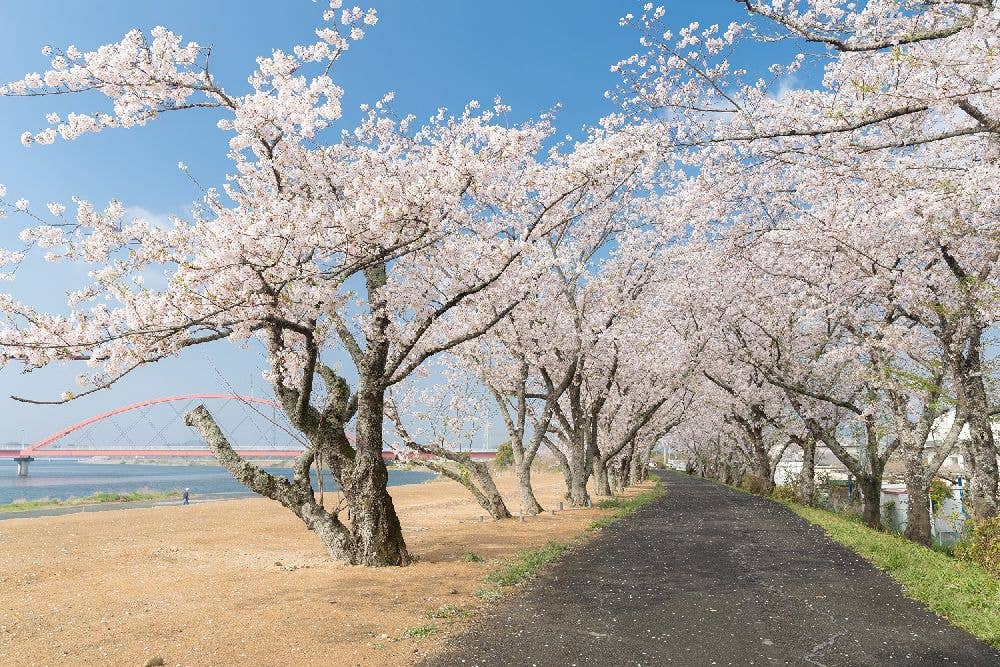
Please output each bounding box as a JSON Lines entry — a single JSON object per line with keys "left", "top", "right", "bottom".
{"left": 0, "top": 4, "right": 643, "bottom": 564}
{"left": 613, "top": 0, "right": 999, "bottom": 536}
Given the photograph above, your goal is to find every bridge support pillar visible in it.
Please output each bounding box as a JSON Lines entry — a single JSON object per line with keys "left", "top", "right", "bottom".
{"left": 14, "top": 456, "right": 34, "bottom": 477}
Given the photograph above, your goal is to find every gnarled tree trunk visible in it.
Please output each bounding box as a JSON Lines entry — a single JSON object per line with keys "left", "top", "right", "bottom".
{"left": 186, "top": 405, "right": 357, "bottom": 561}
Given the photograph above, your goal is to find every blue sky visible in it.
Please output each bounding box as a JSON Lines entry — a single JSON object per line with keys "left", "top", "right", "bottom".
{"left": 0, "top": 1, "right": 793, "bottom": 445}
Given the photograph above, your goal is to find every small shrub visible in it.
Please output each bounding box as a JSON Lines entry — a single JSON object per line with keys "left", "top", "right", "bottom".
{"left": 956, "top": 516, "right": 1000, "bottom": 576}
{"left": 882, "top": 501, "right": 898, "bottom": 533}
{"left": 493, "top": 441, "right": 514, "bottom": 469}
{"left": 929, "top": 478, "right": 951, "bottom": 508}
{"left": 461, "top": 551, "right": 484, "bottom": 563}
{"left": 771, "top": 485, "right": 799, "bottom": 503}
{"left": 740, "top": 474, "right": 771, "bottom": 496}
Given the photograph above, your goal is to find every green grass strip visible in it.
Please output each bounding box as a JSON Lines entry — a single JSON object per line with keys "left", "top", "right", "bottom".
{"left": 589, "top": 476, "right": 665, "bottom": 531}
{"left": 485, "top": 541, "right": 570, "bottom": 587}
{"left": 473, "top": 476, "right": 666, "bottom": 601}
{"left": 785, "top": 501, "right": 1000, "bottom": 647}
{"left": 0, "top": 490, "right": 181, "bottom": 513}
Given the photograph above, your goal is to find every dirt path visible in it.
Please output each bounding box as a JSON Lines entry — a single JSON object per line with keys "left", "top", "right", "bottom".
{"left": 427, "top": 471, "right": 1000, "bottom": 666}
{"left": 0, "top": 470, "right": 606, "bottom": 666}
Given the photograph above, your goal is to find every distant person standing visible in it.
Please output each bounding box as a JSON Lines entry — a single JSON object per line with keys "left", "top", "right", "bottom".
{"left": 182, "top": 488, "right": 190, "bottom": 505}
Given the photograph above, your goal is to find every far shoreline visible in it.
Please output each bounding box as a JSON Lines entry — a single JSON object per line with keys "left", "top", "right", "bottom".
{"left": 0, "top": 468, "right": 439, "bottom": 519}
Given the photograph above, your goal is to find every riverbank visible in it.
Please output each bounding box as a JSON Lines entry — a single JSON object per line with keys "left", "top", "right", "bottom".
{"left": 0, "top": 489, "right": 180, "bottom": 513}
{"left": 0, "top": 470, "right": 621, "bottom": 666}
{"left": 1, "top": 460, "right": 433, "bottom": 504}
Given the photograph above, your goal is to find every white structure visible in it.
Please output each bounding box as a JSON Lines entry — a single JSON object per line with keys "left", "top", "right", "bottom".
{"left": 925, "top": 410, "right": 1000, "bottom": 473}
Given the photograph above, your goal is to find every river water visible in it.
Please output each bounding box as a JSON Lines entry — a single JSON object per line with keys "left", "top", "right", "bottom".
{"left": 0, "top": 459, "right": 434, "bottom": 503}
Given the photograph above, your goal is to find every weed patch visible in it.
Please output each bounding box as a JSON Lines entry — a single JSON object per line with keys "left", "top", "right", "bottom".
{"left": 400, "top": 624, "right": 438, "bottom": 639}
{"left": 424, "top": 604, "right": 472, "bottom": 621}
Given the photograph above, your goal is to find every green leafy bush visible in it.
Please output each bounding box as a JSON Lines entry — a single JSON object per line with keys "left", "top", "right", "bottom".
{"left": 929, "top": 478, "right": 951, "bottom": 508}
{"left": 956, "top": 516, "right": 1000, "bottom": 577}
{"left": 494, "top": 441, "right": 513, "bottom": 469}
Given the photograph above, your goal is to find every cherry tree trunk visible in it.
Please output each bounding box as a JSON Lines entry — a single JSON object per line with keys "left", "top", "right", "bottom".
{"left": 752, "top": 446, "right": 775, "bottom": 496}
{"left": 903, "top": 475, "right": 932, "bottom": 546}
{"left": 593, "top": 459, "right": 613, "bottom": 497}
{"left": 966, "top": 398, "right": 999, "bottom": 522}
{"left": 628, "top": 441, "right": 644, "bottom": 485}
{"left": 466, "top": 459, "right": 513, "bottom": 519}
{"left": 516, "top": 463, "right": 544, "bottom": 515}
{"left": 569, "top": 441, "right": 591, "bottom": 507}
{"left": 954, "top": 331, "right": 998, "bottom": 521}
{"left": 348, "top": 387, "right": 410, "bottom": 566}
{"left": 186, "top": 405, "right": 356, "bottom": 561}
{"left": 407, "top": 447, "right": 512, "bottom": 520}
{"left": 545, "top": 440, "right": 574, "bottom": 500}
{"left": 858, "top": 476, "right": 882, "bottom": 530}
{"left": 799, "top": 440, "right": 816, "bottom": 505}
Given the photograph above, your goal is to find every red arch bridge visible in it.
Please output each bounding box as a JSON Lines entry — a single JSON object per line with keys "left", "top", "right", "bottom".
{"left": 4, "top": 393, "right": 494, "bottom": 476}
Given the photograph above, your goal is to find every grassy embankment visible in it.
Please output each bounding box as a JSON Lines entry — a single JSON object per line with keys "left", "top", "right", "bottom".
{"left": 0, "top": 490, "right": 181, "bottom": 513}
{"left": 784, "top": 501, "right": 1000, "bottom": 647}
{"left": 401, "top": 475, "right": 666, "bottom": 640}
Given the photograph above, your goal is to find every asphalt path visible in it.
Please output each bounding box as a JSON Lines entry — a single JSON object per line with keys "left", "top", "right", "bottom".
{"left": 427, "top": 470, "right": 1000, "bottom": 666}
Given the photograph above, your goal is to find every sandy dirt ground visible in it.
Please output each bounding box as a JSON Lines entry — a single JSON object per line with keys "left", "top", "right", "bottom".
{"left": 0, "top": 469, "right": 616, "bottom": 666}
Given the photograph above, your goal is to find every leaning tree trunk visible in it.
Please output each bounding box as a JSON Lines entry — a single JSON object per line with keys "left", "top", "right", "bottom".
{"left": 186, "top": 405, "right": 356, "bottom": 561}
{"left": 418, "top": 457, "right": 512, "bottom": 520}
{"left": 387, "top": 398, "right": 512, "bottom": 520}
{"left": 544, "top": 438, "right": 574, "bottom": 501}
